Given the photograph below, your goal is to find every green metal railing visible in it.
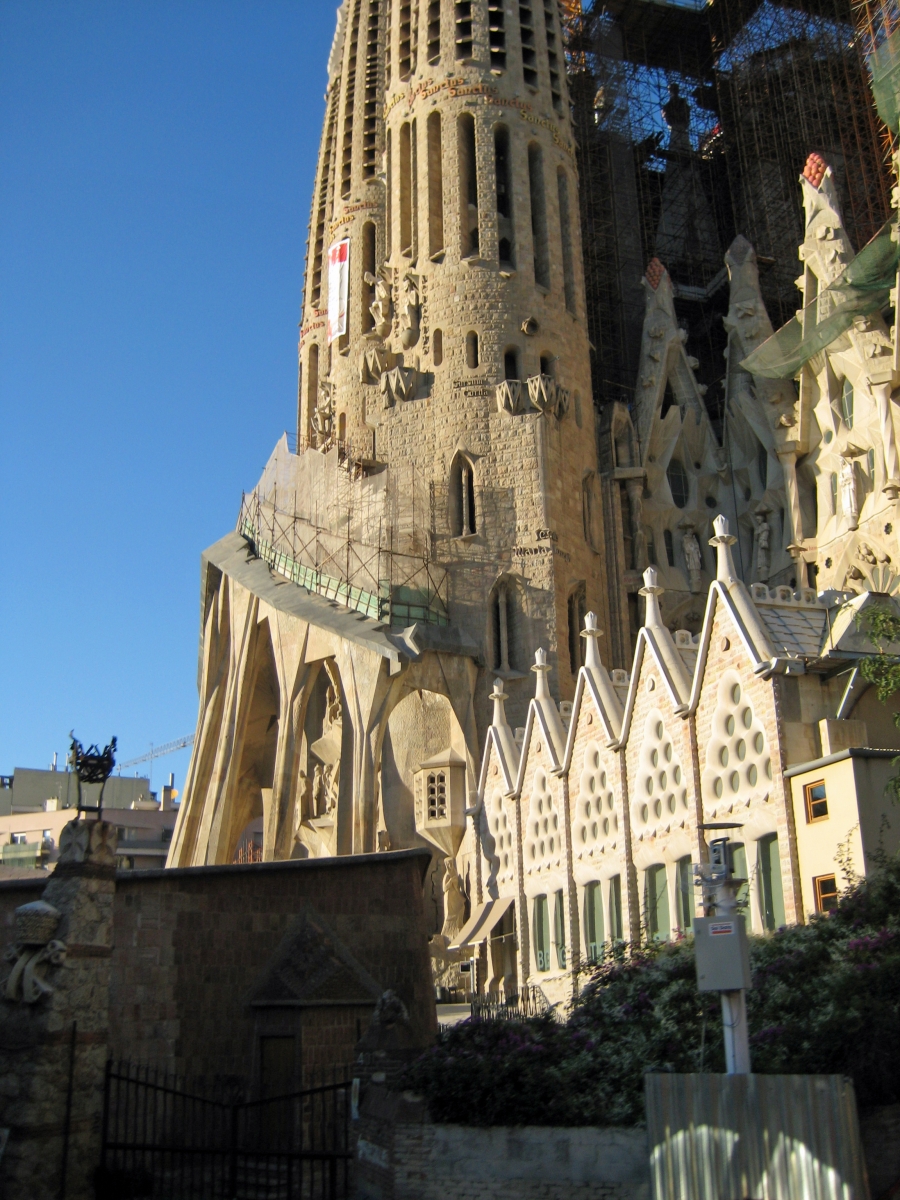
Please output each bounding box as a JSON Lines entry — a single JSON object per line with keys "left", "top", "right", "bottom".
{"left": 239, "top": 517, "right": 448, "bottom": 628}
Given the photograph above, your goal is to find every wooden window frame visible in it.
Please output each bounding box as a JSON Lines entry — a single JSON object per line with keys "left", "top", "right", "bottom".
{"left": 813, "top": 873, "right": 839, "bottom": 913}
{"left": 804, "top": 779, "right": 829, "bottom": 823}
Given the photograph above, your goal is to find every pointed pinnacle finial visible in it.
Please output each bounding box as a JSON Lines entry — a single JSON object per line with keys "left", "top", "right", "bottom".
{"left": 580, "top": 611, "right": 604, "bottom": 671}
{"left": 709, "top": 514, "right": 738, "bottom": 583}
{"left": 639, "top": 566, "right": 665, "bottom": 627}
{"left": 531, "top": 647, "right": 552, "bottom": 701}
{"left": 489, "top": 678, "right": 510, "bottom": 727}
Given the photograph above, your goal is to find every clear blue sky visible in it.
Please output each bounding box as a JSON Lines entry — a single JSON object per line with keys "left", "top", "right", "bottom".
{"left": 0, "top": 1, "right": 336, "bottom": 788}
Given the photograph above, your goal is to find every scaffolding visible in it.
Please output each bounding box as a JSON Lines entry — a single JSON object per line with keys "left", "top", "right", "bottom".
{"left": 238, "top": 436, "right": 449, "bottom": 627}
{"left": 565, "top": 0, "right": 893, "bottom": 420}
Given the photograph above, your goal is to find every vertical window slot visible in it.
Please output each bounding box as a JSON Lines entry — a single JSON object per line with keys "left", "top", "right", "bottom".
{"left": 362, "top": 0, "right": 380, "bottom": 178}
{"left": 542, "top": 0, "right": 562, "bottom": 110}
{"left": 458, "top": 114, "right": 479, "bottom": 258}
{"left": 427, "top": 0, "right": 441, "bottom": 63}
{"left": 519, "top": 0, "right": 537, "bottom": 88}
{"left": 488, "top": 0, "right": 507, "bottom": 71}
{"left": 399, "top": 122, "right": 413, "bottom": 257}
{"left": 455, "top": 0, "right": 474, "bottom": 60}
{"left": 495, "top": 125, "right": 514, "bottom": 267}
{"left": 427, "top": 112, "right": 444, "bottom": 258}
{"left": 362, "top": 222, "right": 376, "bottom": 333}
{"left": 557, "top": 168, "right": 575, "bottom": 312}
{"left": 341, "top": 0, "right": 362, "bottom": 200}
{"left": 528, "top": 143, "right": 549, "bottom": 288}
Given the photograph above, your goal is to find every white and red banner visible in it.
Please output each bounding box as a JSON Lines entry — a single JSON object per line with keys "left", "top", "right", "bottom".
{"left": 327, "top": 237, "right": 350, "bottom": 343}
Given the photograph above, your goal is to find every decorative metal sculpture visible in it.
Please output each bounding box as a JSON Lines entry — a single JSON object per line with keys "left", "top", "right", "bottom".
{"left": 68, "top": 732, "right": 117, "bottom": 816}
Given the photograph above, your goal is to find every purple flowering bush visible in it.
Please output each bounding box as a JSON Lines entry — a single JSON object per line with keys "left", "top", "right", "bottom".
{"left": 403, "top": 857, "right": 900, "bottom": 1126}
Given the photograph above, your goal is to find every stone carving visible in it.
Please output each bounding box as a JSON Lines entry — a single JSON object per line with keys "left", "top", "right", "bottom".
{"left": 753, "top": 511, "right": 771, "bottom": 582}
{"left": 625, "top": 479, "right": 648, "bottom": 570}
{"left": 380, "top": 364, "right": 417, "bottom": 407}
{"left": 840, "top": 456, "right": 859, "bottom": 530}
{"left": 440, "top": 859, "right": 466, "bottom": 942}
{"left": 527, "top": 373, "right": 565, "bottom": 417}
{"left": 3, "top": 900, "right": 66, "bottom": 1004}
{"left": 58, "top": 817, "right": 118, "bottom": 867}
{"left": 681, "top": 527, "right": 703, "bottom": 592}
{"left": 365, "top": 266, "right": 392, "bottom": 338}
{"left": 521, "top": 316, "right": 539, "bottom": 336}
{"left": 399, "top": 273, "right": 420, "bottom": 349}
{"left": 313, "top": 381, "right": 335, "bottom": 448}
{"left": 495, "top": 379, "right": 523, "bottom": 414}
{"left": 310, "top": 663, "right": 343, "bottom": 819}
{"left": 359, "top": 344, "right": 391, "bottom": 385}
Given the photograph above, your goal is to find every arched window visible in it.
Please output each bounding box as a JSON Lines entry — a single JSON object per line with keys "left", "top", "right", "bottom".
{"left": 644, "top": 863, "right": 670, "bottom": 941}
{"left": 433, "top": 328, "right": 443, "bottom": 366}
{"left": 574, "top": 391, "right": 582, "bottom": 429}
{"left": 584, "top": 881, "right": 604, "bottom": 962}
{"left": 427, "top": 111, "right": 444, "bottom": 257}
{"left": 582, "top": 473, "right": 599, "bottom": 550}
{"left": 306, "top": 344, "right": 319, "bottom": 444}
{"left": 667, "top": 459, "right": 689, "bottom": 508}
{"left": 490, "top": 578, "right": 524, "bottom": 672}
{"left": 494, "top": 126, "right": 514, "bottom": 267}
{"left": 385, "top": 129, "right": 393, "bottom": 255}
{"left": 528, "top": 143, "right": 549, "bottom": 289}
{"left": 504, "top": 347, "right": 519, "bottom": 380}
{"left": 399, "top": 121, "right": 413, "bottom": 257}
{"left": 338, "top": 412, "right": 347, "bottom": 442}
{"left": 361, "top": 221, "right": 376, "bottom": 334}
{"left": 451, "top": 454, "right": 476, "bottom": 537}
{"left": 557, "top": 169, "right": 575, "bottom": 312}
{"left": 663, "top": 529, "right": 674, "bottom": 566}
{"left": 841, "top": 377, "right": 854, "bottom": 428}
{"left": 533, "top": 894, "right": 550, "bottom": 971}
{"left": 757, "top": 441, "right": 768, "bottom": 489}
{"left": 539, "top": 353, "right": 552, "bottom": 377}
{"left": 567, "top": 584, "right": 586, "bottom": 674}
{"left": 553, "top": 889, "right": 566, "bottom": 969}
{"left": 458, "top": 114, "right": 479, "bottom": 257}
{"left": 466, "top": 331, "right": 479, "bottom": 368}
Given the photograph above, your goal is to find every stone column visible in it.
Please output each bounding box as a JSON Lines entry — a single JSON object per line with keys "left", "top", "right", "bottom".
{"left": 0, "top": 818, "right": 117, "bottom": 1200}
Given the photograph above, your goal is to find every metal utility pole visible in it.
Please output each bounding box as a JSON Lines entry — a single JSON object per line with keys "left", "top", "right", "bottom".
{"left": 694, "top": 825, "right": 752, "bottom": 1075}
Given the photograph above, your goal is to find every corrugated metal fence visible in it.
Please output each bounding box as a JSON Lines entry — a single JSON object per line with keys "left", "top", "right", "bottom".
{"left": 646, "top": 1073, "right": 870, "bottom": 1200}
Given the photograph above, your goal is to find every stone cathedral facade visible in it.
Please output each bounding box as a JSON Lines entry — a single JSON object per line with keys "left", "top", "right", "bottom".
{"left": 171, "top": 0, "right": 900, "bottom": 1000}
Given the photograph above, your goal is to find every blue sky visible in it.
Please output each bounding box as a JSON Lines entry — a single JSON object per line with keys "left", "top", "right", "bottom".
{"left": 0, "top": 1, "right": 336, "bottom": 788}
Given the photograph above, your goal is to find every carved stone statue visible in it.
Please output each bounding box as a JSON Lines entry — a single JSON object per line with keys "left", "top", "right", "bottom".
{"left": 840, "top": 456, "right": 859, "bottom": 530}
{"left": 682, "top": 528, "right": 703, "bottom": 592}
{"left": 313, "top": 381, "right": 335, "bottom": 448}
{"left": 399, "top": 272, "right": 420, "bottom": 349}
{"left": 625, "top": 479, "right": 648, "bottom": 570}
{"left": 312, "top": 763, "right": 327, "bottom": 816}
{"left": 365, "top": 266, "right": 392, "bottom": 339}
{"left": 753, "top": 512, "right": 771, "bottom": 582}
{"left": 440, "top": 859, "right": 466, "bottom": 942}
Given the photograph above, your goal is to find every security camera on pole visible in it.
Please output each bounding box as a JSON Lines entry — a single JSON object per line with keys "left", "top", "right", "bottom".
{"left": 693, "top": 823, "right": 752, "bottom": 1074}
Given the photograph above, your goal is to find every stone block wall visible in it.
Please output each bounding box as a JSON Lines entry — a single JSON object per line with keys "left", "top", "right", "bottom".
{"left": 354, "top": 1088, "right": 651, "bottom": 1200}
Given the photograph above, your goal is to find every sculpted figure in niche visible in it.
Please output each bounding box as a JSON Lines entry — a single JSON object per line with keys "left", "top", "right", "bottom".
{"left": 399, "top": 272, "right": 420, "bottom": 349}
{"left": 840, "top": 456, "right": 859, "bottom": 530}
{"left": 682, "top": 527, "right": 703, "bottom": 592}
{"left": 365, "top": 266, "right": 392, "bottom": 339}
{"left": 441, "top": 858, "right": 467, "bottom": 941}
{"left": 313, "top": 382, "right": 335, "bottom": 449}
{"left": 625, "top": 479, "right": 648, "bottom": 570}
{"left": 753, "top": 511, "right": 771, "bottom": 582}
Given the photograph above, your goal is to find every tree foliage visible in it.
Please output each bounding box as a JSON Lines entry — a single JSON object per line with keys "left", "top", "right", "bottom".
{"left": 857, "top": 603, "right": 900, "bottom": 800}
{"left": 404, "top": 857, "right": 900, "bottom": 1126}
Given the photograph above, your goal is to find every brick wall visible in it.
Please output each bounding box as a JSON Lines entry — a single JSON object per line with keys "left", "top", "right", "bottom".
{"left": 0, "top": 848, "right": 436, "bottom": 1089}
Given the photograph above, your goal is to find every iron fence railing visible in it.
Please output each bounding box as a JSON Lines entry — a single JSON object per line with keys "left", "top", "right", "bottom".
{"left": 98, "top": 1060, "right": 353, "bottom": 1200}
{"left": 469, "top": 985, "right": 554, "bottom": 1022}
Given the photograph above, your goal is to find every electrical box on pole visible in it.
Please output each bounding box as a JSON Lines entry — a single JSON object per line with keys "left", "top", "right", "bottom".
{"left": 694, "top": 825, "right": 752, "bottom": 1075}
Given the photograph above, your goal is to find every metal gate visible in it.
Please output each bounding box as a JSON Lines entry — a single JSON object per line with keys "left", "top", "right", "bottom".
{"left": 98, "top": 1061, "right": 353, "bottom": 1199}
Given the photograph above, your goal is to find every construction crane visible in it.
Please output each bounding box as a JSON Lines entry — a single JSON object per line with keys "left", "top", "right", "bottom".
{"left": 118, "top": 734, "right": 195, "bottom": 771}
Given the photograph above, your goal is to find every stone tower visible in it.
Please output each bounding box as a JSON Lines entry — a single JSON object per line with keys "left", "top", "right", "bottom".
{"left": 169, "top": 0, "right": 612, "bottom": 877}
{"left": 299, "top": 0, "right": 609, "bottom": 721}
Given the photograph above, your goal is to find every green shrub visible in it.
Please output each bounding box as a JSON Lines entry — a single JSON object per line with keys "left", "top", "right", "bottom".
{"left": 404, "top": 856, "right": 900, "bottom": 1126}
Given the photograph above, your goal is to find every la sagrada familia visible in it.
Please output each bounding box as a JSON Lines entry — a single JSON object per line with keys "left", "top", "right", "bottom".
{"left": 169, "top": 0, "right": 900, "bottom": 1003}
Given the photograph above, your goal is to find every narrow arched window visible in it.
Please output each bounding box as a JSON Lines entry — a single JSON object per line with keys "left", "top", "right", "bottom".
{"left": 495, "top": 125, "right": 514, "bottom": 268}
{"left": 504, "top": 347, "right": 519, "bottom": 380}
{"left": 385, "top": 129, "right": 393, "bottom": 256}
{"left": 458, "top": 114, "right": 479, "bottom": 258}
{"left": 667, "top": 460, "right": 689, "bottom": 509}
{"left": 664, "top": 529, "right": 674, "bottom": 566}
{"left": 433, "top": 328, "right": 443, "bottom": 366}
{"left": 338, "top": 412, "right": 347, "bottom": 442}
{"left": 528, "top": 143, "right": 549, "bottom": 288}
{"left": 427, "top": 111, "right": 444, "bottom": 258}
{"left": 567, "top": 585, "right": 586, "bottom": 674}
{"left": 557, "top": 169, "right": 575, "bottom": 312}
{"left": 841, "top": 377, "right": 854, "bottom": 429}
{"left": 491, "top": 580, "right": 515, "bottom": 671}
{"left": 340, "top": 0, "right": 361, "bottom": 200}
{"left": 757, "top": 441, "right": 767, "bottom": 489}
{"left": 361, "top": 221, "right": 376, "bottom": 334}
{"left": 306, "top": 343, "right": 319, "bottom": 445}
{"left": 451, "top": 455, "right": 476, "bottom": 537}
{"left": 466, "top": 331, "right": 479, "bottom": 368}
{"left": 399, "top": 122, "right": 413, "bottom": 257}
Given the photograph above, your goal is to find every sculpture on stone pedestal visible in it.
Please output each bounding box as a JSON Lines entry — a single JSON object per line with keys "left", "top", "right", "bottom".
{"left": 840, "top": 456, "right": 859, "bottom": 530}
{"left": 681, "top": 526, "right": 703, "bottom": 592}
{"left": 399, "top": 273, "right": 420, "bottom": 349}
{"left": 440, "top": 859, "right": 466, "bottom": 942}
{"left": 753, "top": 510, "right": 771, "bottom": 582}
{"left": 313, "top": 382, "right": 335, "bottom": 449}
{"left": 365, "top": 266, "right": 392, "bottom": 339}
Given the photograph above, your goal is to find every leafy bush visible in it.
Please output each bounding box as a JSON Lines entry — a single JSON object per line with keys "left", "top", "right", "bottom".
{"left": 404, "top": 856, "right": 900, "bottom": 1126}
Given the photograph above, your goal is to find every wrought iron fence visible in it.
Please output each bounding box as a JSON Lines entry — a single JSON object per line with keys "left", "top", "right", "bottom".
{"left": 98, "top": 1061, "right": 353, "bottom": 1199}
{"left": 469, "top": 985, "right": 554, "bottom": 1022}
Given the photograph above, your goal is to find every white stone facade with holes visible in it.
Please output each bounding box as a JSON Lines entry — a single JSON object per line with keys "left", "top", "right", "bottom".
{"left": 467, "top": 515, "right": 900, "bottom": 1007}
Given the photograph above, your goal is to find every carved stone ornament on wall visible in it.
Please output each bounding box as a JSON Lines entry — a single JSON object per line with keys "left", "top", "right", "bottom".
{"left": 399, "top": 273, "right": 421, "bottom": 350}
{"left": 3, "top": 900, "right": 66, "bottom": 1004}
{"left": 365, "top": 266, "right": 392, "bottom": 339}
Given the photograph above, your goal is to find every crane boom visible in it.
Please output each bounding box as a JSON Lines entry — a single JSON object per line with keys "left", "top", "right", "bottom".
{"left": 119, "top": 734, "right": 195, "bottom": 769}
